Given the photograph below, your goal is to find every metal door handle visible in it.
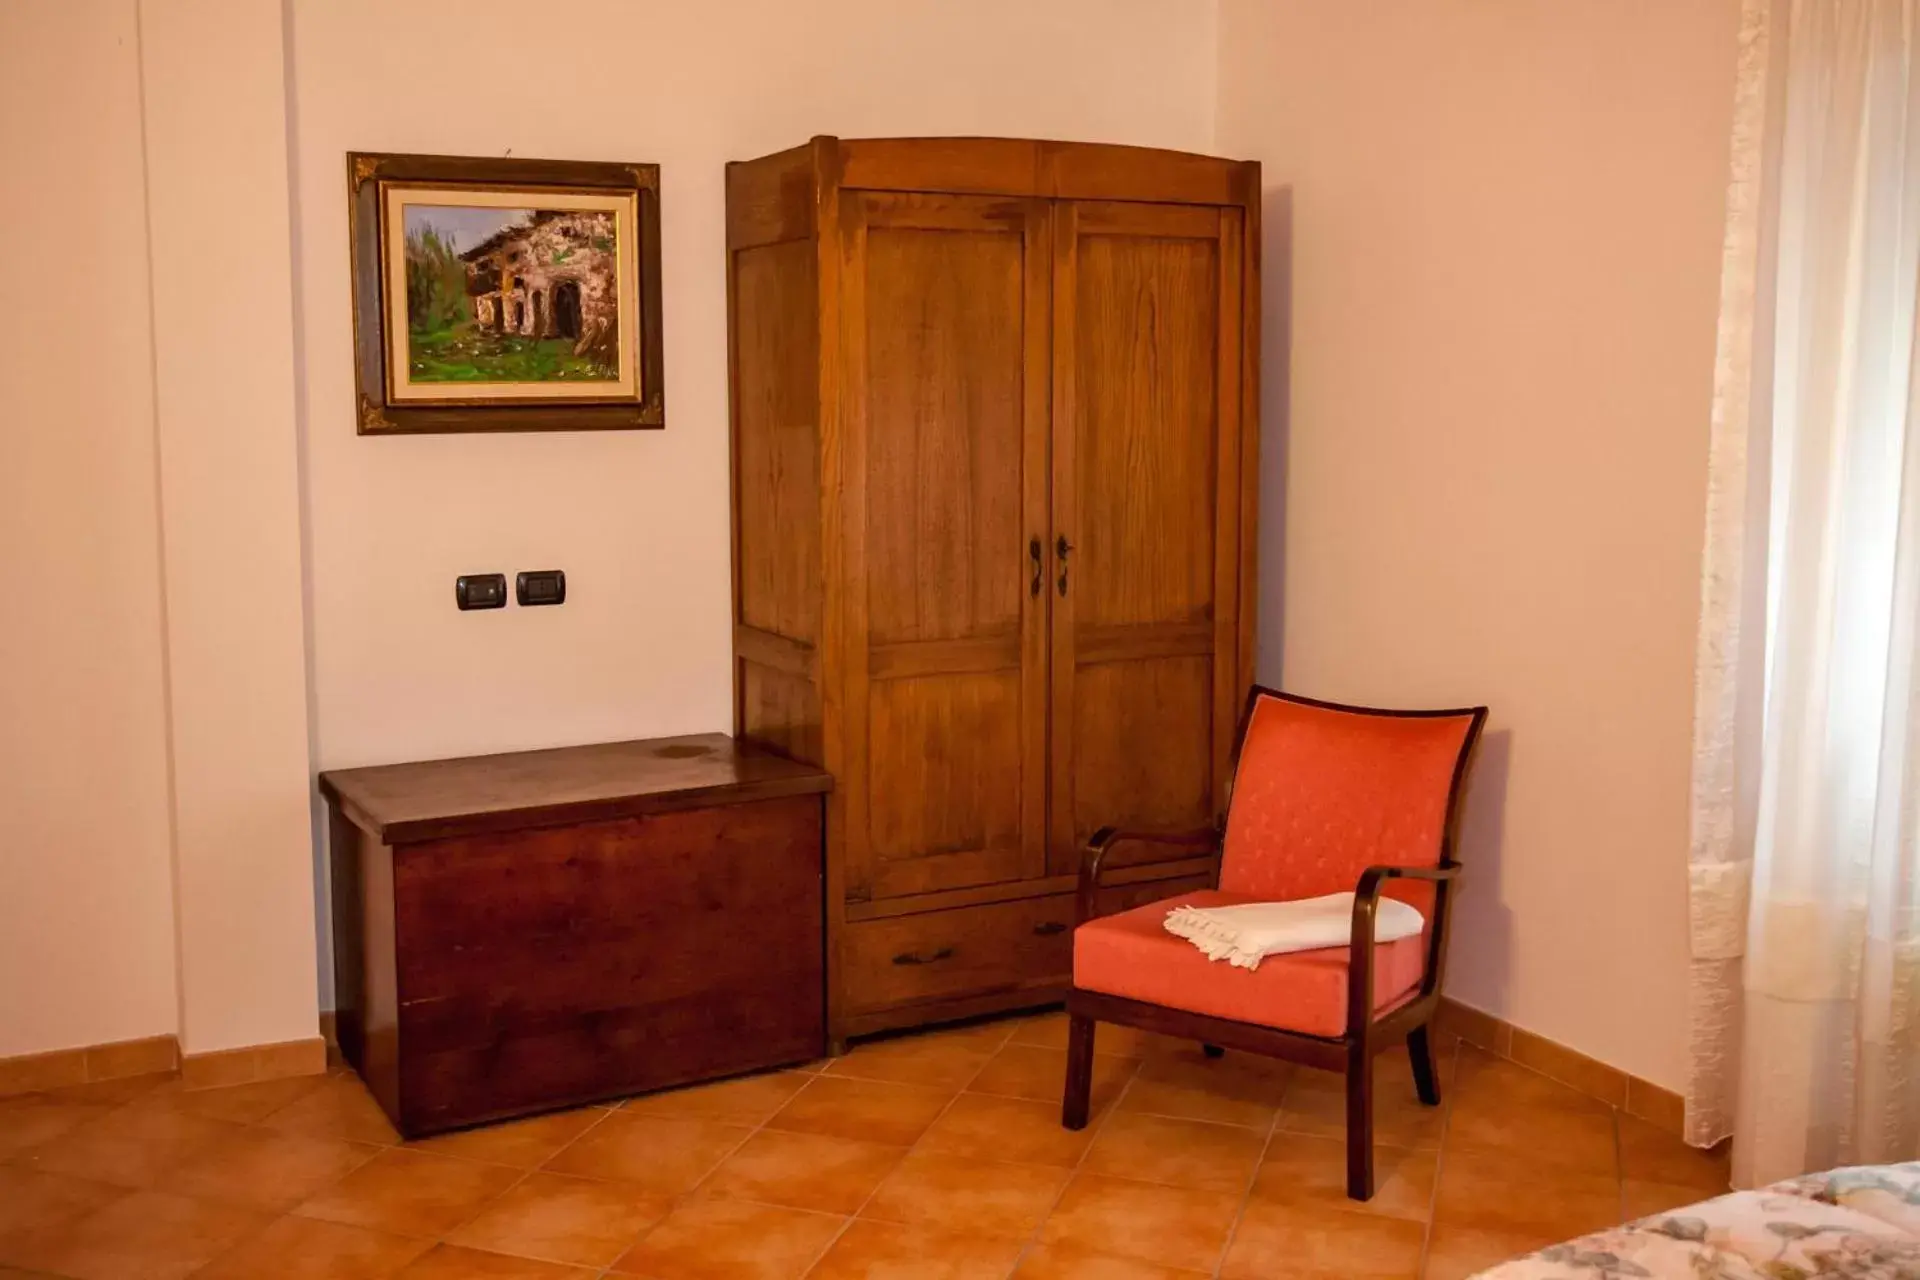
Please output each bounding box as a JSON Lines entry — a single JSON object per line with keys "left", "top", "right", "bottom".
{"left": 1056, "top": 536, "right": 1074, "bottom": 596}
{"left": 891, "top": 947, "right": 956, "bottom": 966}
{"left": 1032, "top": 921, "right": 1068, "bottom": 937}
{"left": 1029, "top": 538, "right": 1043, "bottom": 597}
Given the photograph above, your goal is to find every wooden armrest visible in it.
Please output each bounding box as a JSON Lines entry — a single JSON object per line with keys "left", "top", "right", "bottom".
{"left": 1076, "top": 826, "right": 1221, "bottom": 926}
{"left": 1355, "top": 864, "right": 1461, "bottom": 889}
{"left": 1346, "top": 861, "right": 1462, "bottom": 1037}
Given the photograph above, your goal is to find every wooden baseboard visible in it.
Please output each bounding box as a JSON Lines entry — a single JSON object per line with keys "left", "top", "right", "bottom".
{"left": 180, "top": 1037, "right": 328, "bottom": 1090}
{"left": 0, "top": 1034, "right": 178, "bottom": 1097}
{"left": 1435, "top": 997, "right": 1685, "bottom": 1135}
{"left": 1, "top": 1025, "right": 331, "bottom": 1098}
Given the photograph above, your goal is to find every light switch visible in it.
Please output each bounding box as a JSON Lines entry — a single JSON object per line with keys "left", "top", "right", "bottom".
{"left": 455, "top": 573, "right": 507, "bottom": 610}
{"left": 516, "top": 570, "right": 566, "bottom": 607}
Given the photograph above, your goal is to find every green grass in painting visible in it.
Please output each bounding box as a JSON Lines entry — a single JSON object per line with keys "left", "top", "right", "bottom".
{"left": 407, "top": 324, "right": 615, "bottom": 383}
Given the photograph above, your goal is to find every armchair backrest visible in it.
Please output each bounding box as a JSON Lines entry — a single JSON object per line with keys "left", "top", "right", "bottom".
{"left": 1220, "top": 691, "right": 1486, "bottom": 916}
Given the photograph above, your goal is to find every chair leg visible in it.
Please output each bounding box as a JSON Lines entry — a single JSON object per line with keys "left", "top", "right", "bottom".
{"left": 1345, "top": 1047, "right": 1375, "bottom": 1201}
{"left": 1062, "top": 1012, "right": 1095, "bottom": 1131}
{"left": 1201, "top": 1043, "right": 1224, "bottom": 1059}
{"left": 1408, "top": 1023, "right": 1441, "bottom": 1106}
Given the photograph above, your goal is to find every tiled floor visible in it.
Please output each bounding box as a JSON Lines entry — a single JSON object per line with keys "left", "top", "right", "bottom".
{"left": 0, "top": 1011, "right": 1729, "bottom": 1279}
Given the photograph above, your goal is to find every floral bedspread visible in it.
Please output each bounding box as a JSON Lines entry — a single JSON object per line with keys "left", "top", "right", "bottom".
{"left": 1473, "top": 1163, "right": 1920, "bottom": 1279}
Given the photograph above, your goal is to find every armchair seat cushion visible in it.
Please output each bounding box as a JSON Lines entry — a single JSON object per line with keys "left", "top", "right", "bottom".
{"left": 1073, "top": 889, "right": 1426, "bottom": 1038}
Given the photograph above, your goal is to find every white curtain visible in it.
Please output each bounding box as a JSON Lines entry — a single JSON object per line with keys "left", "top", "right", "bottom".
{"left": 1688, "top": 0, "right": 1920, "bottom": 1187}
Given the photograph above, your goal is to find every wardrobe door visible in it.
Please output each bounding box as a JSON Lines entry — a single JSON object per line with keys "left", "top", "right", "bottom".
{"left": 1049, "top": 200, "right": 1247, "bottom": 875}
{"left": 838, "top": 191, "right": 1052, "bottom": 900}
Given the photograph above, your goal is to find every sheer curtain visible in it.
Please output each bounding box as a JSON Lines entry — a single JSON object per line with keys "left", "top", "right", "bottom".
{"left": 1687, "top": 0, "right": 1920, "bottom": 1187}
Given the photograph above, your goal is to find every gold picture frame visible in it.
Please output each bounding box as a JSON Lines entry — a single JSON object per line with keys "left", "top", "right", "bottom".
{"left": 347, "top": 152, "right": 664, "bottom": 435}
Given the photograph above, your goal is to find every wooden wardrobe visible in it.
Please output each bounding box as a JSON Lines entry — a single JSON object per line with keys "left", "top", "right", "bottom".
{"left": 726, "top": 136, "right": 1260, "bottom": 1049}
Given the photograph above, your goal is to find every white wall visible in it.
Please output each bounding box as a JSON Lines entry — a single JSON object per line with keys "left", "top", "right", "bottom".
{"left": 141, "top": 0, "right": 319, "bottom": 1054}
{"left": 0, "top": 0, "right": 1221, "bottom": 1055}
{"left": 290, "top": 0, "right": 1220, "bottom": 776}
{"left": 0, "top": 0, "right": 318, "bottom": 1059}
{"left": 287, "top": 0, "right": 1221, "bottom": 1002}
{"left": 1217, "top": 0, "right": 1742, "bottom": 1089}
{"left": 0, "top": 0, "right": 180, "bottom": 1056}
{"left": 3, "top": 0, "right": 1747, "bottom": 1086}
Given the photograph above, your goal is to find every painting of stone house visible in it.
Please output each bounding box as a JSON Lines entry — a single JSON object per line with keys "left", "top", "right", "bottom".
{"left": 399, "top": 203, "right": 625, "bottom": 387}
{"left": 461, "top": 212, "right": 618, "bottom": 363}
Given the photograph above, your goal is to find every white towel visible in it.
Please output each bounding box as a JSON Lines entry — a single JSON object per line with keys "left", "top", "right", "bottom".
{"left": 1163, "top": 893, "right": 1426, "bottom": 971}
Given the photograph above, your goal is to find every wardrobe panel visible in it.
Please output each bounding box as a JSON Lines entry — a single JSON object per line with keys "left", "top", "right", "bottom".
{"left": 1072, "top": 232, "right": 1219, "bottom": 630}
{"left": 866, "top": 671, "right": 1024, "bottom": 897}
{"left": 740, "top": 662, "right": 822, "bottom": 766}
{"left": 733, "top": 239, "right": 821, "bottom": 644}
{"left": 1071, "top": 655, "right": 1215, "bottom": 845}
{"left": 841, "top": 191, "right": 1051, "bottom": 900}
{"left": 1050, "top": 201, "right": 1242, "bottom": 874}
{"left": 863, "top": 224, "right": 1024, "bottom": 646}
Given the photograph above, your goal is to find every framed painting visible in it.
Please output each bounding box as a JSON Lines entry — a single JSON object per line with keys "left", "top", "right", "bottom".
{"left": 347, "top": 152, "right": 664, "bottom": 434}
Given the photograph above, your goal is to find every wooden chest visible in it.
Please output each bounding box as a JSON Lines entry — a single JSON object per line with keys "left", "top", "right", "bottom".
{"left": 319, "top": 734, "right": 830, "bottom": 1136}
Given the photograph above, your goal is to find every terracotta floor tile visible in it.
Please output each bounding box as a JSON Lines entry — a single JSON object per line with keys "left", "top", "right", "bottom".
{"left": 1013, "top": 1241, "right": 1211, "bottom": 1278}
{"left": 395, "top": 1251, "right": 591, "bottom": 1280}
{"left": 805, "top": 1218, "right": 1025, "bottom": 1279}
{"left": 1005, "top": 1012, "right": 1174, "bottom": 1058}
{"left": 700, "top": 1128, "right": 906, "bottom": 1215}
{"left": 1039, "top": 1172, "right": 1240, "bottom": 1273}
{"left": 0, "top": 1174, "right": 127, "bottom": 1274}
{"left": 609, "top": 1197, "right": 844, "bottom": 1279}
{"left": 40, "top": 1074, "right": 176, "bottom": 1109}
{"left": 1276, "top": 1070, "right": 1447, "bottom": 1149}
{"left": 1623, "top": 1178, "right": 1726, "bottom": 1221}
{"left": 1616, "top": 1115, "right": 1730, "bottom": 1192}
{"left": 898, "top": 1017, "right": 1022, "bottom": 1053}
{"left": 1252, "top": 1133, "right": 1434, "bottom": 1222}
{"left": 143, "top": 1073, "right": 330, "bottom": 1125}
{"left": 0, "top": 1167, "right": 126, "bottom": 1264}
{"left": 0, "top": 1011, "right": 1682, "bottom": 1280}
{"left": 0, "top": 1097, "right": 115, "bottom": 1162}
{"left": 542, "top": 1111, "right": 752, "bottom": 1194}
{"left": 1445, "top": 1087, "right": 1618, "bottom": 1175}
{"left": 970, "top": 1045, "right": 1138, "bottom": 1112}
{"left": 9, "top": 1104, "right": 240, "bottom": 1189}
{"left": 169, "top": 1127, "right": 380, "bottom": 1213}
{"left": 192, "top": 1213, "right": 434, "bottom": 1279}
{"left": 1081, "top": 1110, "right": 1266, "bottom": 1194}
{"left": 1432, "top": 1148, "right": 1622, "bottom": 1240}
{"left": 1373, "top": 1042, "right": 1460, "bottom": 1091}
{"left": 263, "top": 1077, "right": 401, "bottom": 1146}
{"left": 623, "top": 1070, "right": 809, "bottom": 1126}
{"left": 293, "top": 1147, "right": 520, "bottom": 1237}
{"left": 821, "top": 1034, "right": 997, "bottom": 1091}
{"left": 1220, "top": 1199, "right": 1424, "bottom": 1279}
{"left": 409, "top": 1108, "right": 604, "bottom": 1169}
{"left": 445, "top": 1171, "right": 671, "bottom": 1268}
{"left": 1119, "top": 1051, "right": 1289, "bottom": 1130}
{"left": 1422, "top": 1224, "right": 1560, "bottom": 1280}
{"left": 395, "top": 1243, "right": 599, "bottom": 1278}
{"left": 916, "top": 1092, "right": 1097, "bottom": 1170}
{"left": 1450, "top": 1048, "right": 1608, "bottom": 1117}
{"left": 861, "top": 1148, "right": 1069, "bottom": 1239}
{"left": 10, "top": 1190, "right": 266, "bottom": 1280}
{"left": 766, "top": 1075, "right": 955, "bottom": 1147}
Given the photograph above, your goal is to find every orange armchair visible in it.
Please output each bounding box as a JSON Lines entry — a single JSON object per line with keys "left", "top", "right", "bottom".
{"left": 1062, "top": 687, "right": 1486, "bottom": 1201}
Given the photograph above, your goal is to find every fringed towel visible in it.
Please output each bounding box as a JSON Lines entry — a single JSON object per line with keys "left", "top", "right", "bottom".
{"left": 1163, "top": 893, "right": 1426, "bottom": 971}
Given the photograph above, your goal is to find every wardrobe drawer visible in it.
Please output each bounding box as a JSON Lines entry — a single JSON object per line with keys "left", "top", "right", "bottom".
{"left": 843, "top": 894, "right": 1075, "bottom": 1013}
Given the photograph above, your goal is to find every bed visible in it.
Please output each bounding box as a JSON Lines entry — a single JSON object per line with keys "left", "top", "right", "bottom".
{"left": 1473, "top": 1162, "right": 1920, "bottom": 1279}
